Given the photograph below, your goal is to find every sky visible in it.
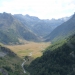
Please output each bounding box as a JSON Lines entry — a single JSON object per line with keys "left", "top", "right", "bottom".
{"left": 0, "top": 0, "right": 75, "bottom": 19}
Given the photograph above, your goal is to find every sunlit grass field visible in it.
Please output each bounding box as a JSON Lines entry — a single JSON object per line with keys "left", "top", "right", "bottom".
{"left": 5, "top": 42, "right": 50, "bottom": 58}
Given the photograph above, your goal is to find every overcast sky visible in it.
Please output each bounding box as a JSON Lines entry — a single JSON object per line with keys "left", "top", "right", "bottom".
{"left": 0, "top": 0, "right": 75, "bottom": 19}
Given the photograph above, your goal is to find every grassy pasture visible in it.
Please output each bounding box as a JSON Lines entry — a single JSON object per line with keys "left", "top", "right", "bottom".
{"left": 5, "top": 42, "right": 50, "bottom": 58}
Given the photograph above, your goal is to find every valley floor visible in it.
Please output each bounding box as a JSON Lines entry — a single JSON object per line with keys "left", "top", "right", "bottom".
{"left": 5, "top": 42, "right": 50, "bottom": 58}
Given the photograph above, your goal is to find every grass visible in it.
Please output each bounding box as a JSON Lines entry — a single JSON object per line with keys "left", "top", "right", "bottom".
{"left": 5, "top": 42, "right": 50, "bottom": 58}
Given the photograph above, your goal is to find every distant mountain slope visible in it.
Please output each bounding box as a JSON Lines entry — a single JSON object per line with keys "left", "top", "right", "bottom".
{"left": 14, "top": 14, "right": 67, "bottom": 37}
{"left": 0, "top": 44, "right": 24, "bottom": 75}
{"left": 0, "top": 12, "right": 40, "bottom": 44}
{"left": 45, "top": 13, "right": 75, "bottom": 42}
{"left": 27, "top": 33, "right": 75, "bottom": 75}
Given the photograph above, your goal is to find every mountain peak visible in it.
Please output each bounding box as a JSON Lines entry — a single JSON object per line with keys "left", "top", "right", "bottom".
{"left": 25, "top": 14, "right": 30, "bottom": 17}
{"left": 25, "top": 14, "right": 40, "bottom": 20}
{"left": 0, "top": 12, "right": 13, "bottom": 21}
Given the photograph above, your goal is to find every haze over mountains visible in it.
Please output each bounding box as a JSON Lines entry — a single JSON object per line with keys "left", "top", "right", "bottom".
{"left": 14, "top": 14, "right": 70, "bottom": 37}
{"left": 0, "top": 12, "right": 70, "bottom": 44}
{"left": 45, "top": 13, "right": 75, "bottom": 42}
{"left": 0, "top": 12, "right": 40, "bottom": 44}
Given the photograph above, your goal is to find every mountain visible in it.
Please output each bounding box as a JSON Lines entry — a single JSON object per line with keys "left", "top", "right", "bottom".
{"left": 45, "top": 13, "right": 75, "bottom": 42}
{"left": 0, "top": 44, "right": 25, "bottom": 75}
{"left": 27, "top": 33, "right": 75, "bottom": 75}
{"left": 0, "top": 12, "right": 40, "bottom": 44}
{"left": 14, "top": 14, "right": 68, "bottom": 37}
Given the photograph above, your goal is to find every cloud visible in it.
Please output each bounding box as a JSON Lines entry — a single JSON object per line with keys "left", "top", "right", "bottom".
{"left": 0, "top": 0, "right": 75, "bottom": 19}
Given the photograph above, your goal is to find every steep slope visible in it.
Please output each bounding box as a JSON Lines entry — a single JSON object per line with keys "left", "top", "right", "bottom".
{"left": 45, "top": 13, "right": 75, "bottom": 42}
{"left": 0, "top": 44, "right": 25, "bottom": 75}
{"left": 0, "top": 12, "right": 39, "bottom": 44}
{"left": 14, "top": 14, "right": 66, "bottom": 37}
{"left": 27, "top": 34, "right": 75, "bottom": 75}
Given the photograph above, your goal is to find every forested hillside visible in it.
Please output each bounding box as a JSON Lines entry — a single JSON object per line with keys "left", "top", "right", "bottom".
{"left": 27, "top": 34, "right": 75, "bottom": 75}
{"left": 0, "top": 44, "right": 25, "bottom": 75}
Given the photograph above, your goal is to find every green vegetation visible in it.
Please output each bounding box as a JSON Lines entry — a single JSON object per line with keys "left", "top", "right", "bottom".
{"left": 0, "top": 44, "right": 25, "bottom": 75}
{"left": 26, "top": 34, "right": 75, "bottom": 75}
{"left": 45, "top": 39, "right": 67, "bottom": 51}
{"left": 0, "top": 73, "right": 2, "bottom": 75}
{"left": 0, "top": 30, "right": 19, "bottom": 44}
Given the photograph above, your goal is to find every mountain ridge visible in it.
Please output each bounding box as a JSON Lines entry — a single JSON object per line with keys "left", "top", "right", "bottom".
{"left": 14, "top": 14, "right": 69, "bottom": 37}
{"left": 45, "top": 13, "right": 75, "bottom": 42}
{"left": 0, "top": 12, "right": 40, "bottom": 44}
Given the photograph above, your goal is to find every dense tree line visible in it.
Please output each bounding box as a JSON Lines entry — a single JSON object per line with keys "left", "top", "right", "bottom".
{"left": 26, "top": 34, "right": 75, "bottom": 75}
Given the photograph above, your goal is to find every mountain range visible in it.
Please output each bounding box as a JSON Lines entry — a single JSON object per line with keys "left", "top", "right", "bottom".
{"left": 0, "top": 12, "right": 40, "bottom": 44}
{"left": 45, "top": 14, "right": 75, "bottom": 42}
{"left": 14, "top": 14, "right": 69, "bottom": 37}
{"left": 0, "top": 12, "right": 70, "bottom": 44}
